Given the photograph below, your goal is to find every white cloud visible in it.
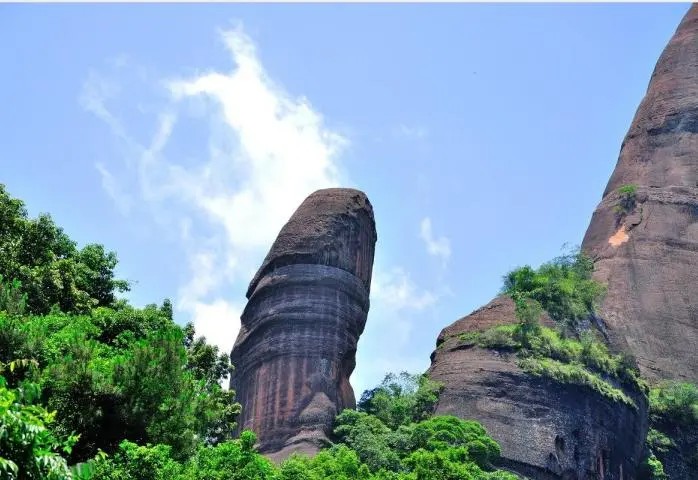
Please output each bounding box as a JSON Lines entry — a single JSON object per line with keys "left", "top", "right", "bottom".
{"left": 371, "top": 267, "right": 438, "bottom": 311}
{"left": 82, "top": 24, "right": 343, "bottom": 356}
{"left": 83, "top": 23, "right": 439, "bottom": 398}
{"left": 352, "top": 266, "right": 440, "bottom": 394}
{"left": 420, "top": 217, "right": 451, "bottom": 265}
{"left": 187, "top": 299, "right": 243, "bottom": 359}
{"left": 95, "top": 162, "right": 133, "bottom": 215}
{"left": 392, "top": 124, "right": 428, "bottom": 140}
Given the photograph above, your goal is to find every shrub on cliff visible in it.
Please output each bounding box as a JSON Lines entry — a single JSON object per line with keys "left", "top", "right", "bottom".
{"left": 453, "top": 321, "right": 645, "bottom": 407}
{"left": 613, "top": 184, "right": 638, "bottom": 216}
{"left": 502, "top": 247, "right": 606, "bottom": 330}
{"left": 637, "top": 452, "right": 668, "bottom": 480}
{"left": 649, "top": 382, "right": 698, "bottom": 427}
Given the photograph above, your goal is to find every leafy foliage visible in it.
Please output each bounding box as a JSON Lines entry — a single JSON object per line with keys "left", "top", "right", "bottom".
{"left": 453, "top": 322, "right": 645, "bottom": 406}
{"left": 357, "top": 372, "right": 443, "bottom": 429}
{"left": 646, "top": 429, "right": 675, "bottom": 455}
{"left": 518, "top": 357, "right": 634, "bottom": 407}
{"left": 637, "top": 452, "right": 668, "bottom": 480}
{"left": 0, "top": 304, "right": 240, "bottom": 463}
{"left": 89, "top": 414, "right": 515, "bottom": 480}
{"left": 614, "top": 184, "right": 638, "bottom": 216}
{"left": 0, "top": 184, "right": 129, "bottom": 315}
{"left": 90, "top": 431, "right": 278, "bottom": 480}
{"left": 0, "top": 377, "right": 77, "bottom": 480}
{"left": 644, "top": 382, "right": 698, "bottom": 478}
{"left": 649, "top": 382, "right": 698, "bottom": 427}
{"left": 502, "top": 248, "right": 606, "bottom": 330}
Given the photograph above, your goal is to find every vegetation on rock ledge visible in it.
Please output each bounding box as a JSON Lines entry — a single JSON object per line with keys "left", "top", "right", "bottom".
{"left": 446, "top": 248, "right": 644, "bottom": 407}
{"left": 613, "top": 183, "right": 638, "bottom": 216}
{"left": 640, "top": 381, "right": 698, "bottom": 478}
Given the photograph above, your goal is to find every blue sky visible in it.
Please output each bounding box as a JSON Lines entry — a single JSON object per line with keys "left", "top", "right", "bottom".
{"left": 0, "top": 3, "right": 689, "bottom": 395}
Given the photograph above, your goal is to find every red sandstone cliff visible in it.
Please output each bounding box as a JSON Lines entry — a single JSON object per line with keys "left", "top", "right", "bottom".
{"left": 580, "top": 5, "right": 698, "bottom": 384}
{"left": 428, "top": 6, "right": 698, "bottom": 478}
{"left": 230, "top": 188, "right": 377, "bottom": 462}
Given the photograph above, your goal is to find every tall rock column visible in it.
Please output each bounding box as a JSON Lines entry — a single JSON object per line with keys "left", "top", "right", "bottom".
{"left": 581, "top": 5, "right": 698, "bottom": 383}
{"left": 230, "top": 188, "right": 377, "bottom": 462}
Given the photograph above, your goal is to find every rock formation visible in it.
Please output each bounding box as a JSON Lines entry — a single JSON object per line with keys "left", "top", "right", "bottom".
{"left": 580, "top": 4, "right": 698, "bottom": 384}
{"left": 230, "top": 188, "right": 377, "bottom": 462}
{"left": 428, "top": 6, "right": 698, "bottom": 478}
{"left": 428, "top": 297, "right": 648, "bottom": 480}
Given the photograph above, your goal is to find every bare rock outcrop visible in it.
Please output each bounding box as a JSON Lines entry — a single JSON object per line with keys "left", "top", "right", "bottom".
{"left": 230, "top": 188, "right": 377, "bottom": 462}
{"left": 428, "top": 297, "right": 648, "bottom": 480}
{"left": 581, "top": 4, "right": 698, "bottom": 383}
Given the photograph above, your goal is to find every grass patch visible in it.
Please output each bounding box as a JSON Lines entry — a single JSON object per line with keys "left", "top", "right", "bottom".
{"left": 518, "top": 357, "right": 635, "bottom": 407}
{"left": 443, "top": 248, "right": 643, "bottom": 407}
{"left": 447, "top": 324, "right": 645, "bottom": 408}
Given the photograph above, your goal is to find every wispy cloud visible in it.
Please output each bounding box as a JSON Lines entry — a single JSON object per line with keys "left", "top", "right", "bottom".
{"left": 420, "top": 217, "right": 451, "bottom": 265}
{"left": 353, "top": 266, "right": 441, "bottom": 394}
{"left": 95, "top": 162, "right": 133, "bottom": 215}
{"left": 392, "top": 124, "right": 428, "bottom": 140}
{"left": 82, "top": 24, "right": 439, "bottom": 396}
{"left": 81, "top": 24, "right": 343, "bottom": 356}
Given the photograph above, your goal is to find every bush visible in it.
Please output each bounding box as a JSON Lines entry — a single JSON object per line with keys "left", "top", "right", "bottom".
{"left": 0, "top": 184, "right": 129, "bottom": 315}
{"left": 450, "top": 324, "right": 644, "bottom": 407}
{"left": 650, "top": 382, "right": 698, "bottom": 427}
{"left": 637, "top": 452, "right": 668, "bottom": 480}
{"left": 646, "top": 428, "right": 675, "bottom": 454}
{"left": 518, "top": 357, "right": 635, "bottom": 407}
{"left": 502, "top": 248, "right": 606, "bottom": 330}
{"left": 614, "top": 184, "right": 638, "bottom": 216}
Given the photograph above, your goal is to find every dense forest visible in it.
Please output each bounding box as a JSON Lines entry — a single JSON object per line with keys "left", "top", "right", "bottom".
{"left": 0, "top": 182, "right": 696, "bottom": 480}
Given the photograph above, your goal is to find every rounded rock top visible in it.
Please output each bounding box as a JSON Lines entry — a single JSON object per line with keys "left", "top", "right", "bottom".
{"left": 247, "top": 188, "right": 377, "bottom": 298}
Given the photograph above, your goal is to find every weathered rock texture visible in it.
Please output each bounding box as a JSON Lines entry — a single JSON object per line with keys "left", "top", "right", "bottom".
{"left": 230, "top": 188, "right": 377, "bottom": 462}
{"left": 653, "top": 423, "right": 698, "bottom": 480}
{"left": 581, "top": 5, "right": 698, "bottom": 384}
{"left": 428, "top": 297, "right": 648, "bottom": 480}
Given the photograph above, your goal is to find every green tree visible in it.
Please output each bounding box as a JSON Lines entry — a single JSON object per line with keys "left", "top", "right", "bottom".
{"left": 0, "top": 377, "right": 76, "bottom": 480}
{"left": 0, "top": 184, "right": 129, "bottom": 315}
{"left": 357, "top": 372, "right": 442, "bottom": 429}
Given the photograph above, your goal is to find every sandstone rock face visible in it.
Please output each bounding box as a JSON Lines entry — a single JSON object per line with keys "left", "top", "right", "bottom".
{"left": 581, "top": 5, "right": 698, "bottom": 383}
{"left": 230, "top": 188, "right": 377, "bottom": 462}
{"left": 428, "top": 297, "right": 648, "bottom": 480}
